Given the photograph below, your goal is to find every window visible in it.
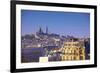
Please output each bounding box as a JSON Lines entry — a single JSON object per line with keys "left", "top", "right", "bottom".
{"left": 80, "top": 49, "right": 83, "bottom": 54}
{"left": 80, "top": 56, "right": 83, "bottom": 60}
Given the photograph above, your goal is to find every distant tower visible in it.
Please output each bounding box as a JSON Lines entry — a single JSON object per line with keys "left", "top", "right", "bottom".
{"left": 39, "top": 27, "right": 43, "bottom": 34}
{"left": 46, "top": 26, "right": 48, "bottom": 34}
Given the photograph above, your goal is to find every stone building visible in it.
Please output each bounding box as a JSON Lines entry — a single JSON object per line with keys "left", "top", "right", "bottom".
{"left": 61, "top": 40, "right": 85, "bottom": 61}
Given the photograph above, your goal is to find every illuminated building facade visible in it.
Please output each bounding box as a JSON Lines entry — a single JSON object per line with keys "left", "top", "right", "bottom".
{"left": 61, "top": 40, "right": 85, "bottom": 61}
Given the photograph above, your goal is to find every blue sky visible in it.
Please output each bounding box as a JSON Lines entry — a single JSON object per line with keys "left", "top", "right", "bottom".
{"left": 21, "top": 10, "right": 90, "bottom": 38}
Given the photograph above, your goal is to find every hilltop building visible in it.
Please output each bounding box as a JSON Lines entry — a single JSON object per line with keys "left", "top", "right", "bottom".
{"left": 36, "top": 26, "right": 48, "bottom": 35}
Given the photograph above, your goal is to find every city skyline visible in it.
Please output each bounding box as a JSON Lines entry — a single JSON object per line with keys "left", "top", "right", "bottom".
{"left": 21, "top": 10, "right": 90, "bottom": 38}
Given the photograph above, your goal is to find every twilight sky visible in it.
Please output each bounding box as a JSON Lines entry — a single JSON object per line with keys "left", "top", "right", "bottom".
{"left": 21, "top": 10, "right": 90, "bottom": 38}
